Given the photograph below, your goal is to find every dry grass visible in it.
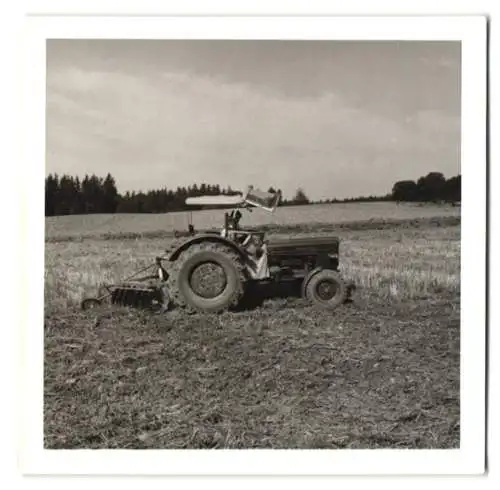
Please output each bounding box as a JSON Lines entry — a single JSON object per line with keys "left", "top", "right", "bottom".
{"left": 340, "top": 225, "right": 460, "bottom": 299}
{"left": 45, "top": 201, "right": 460, "bottom": 241}
{"left": 43, "top": 208, "right": 461, "bottom": 449}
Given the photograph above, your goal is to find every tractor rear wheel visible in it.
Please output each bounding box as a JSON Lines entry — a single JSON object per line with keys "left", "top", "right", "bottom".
{"left": 168, "top": 242, "right": 246, "bottom": 313}
{"left": 305, "top": 269, "right": 347, "bottom": 310}
{"left": 81, "top": 298, "right": 102, "bottom": 310}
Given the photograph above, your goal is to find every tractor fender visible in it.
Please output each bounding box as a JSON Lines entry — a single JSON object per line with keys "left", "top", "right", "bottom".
{"left": 167, "top": 234, "right": 247, "bottom": 262}
{"left": 301, "top": 267, "right": 325, "bottom": 299}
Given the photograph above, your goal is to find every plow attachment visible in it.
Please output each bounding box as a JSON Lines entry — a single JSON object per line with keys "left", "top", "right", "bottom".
{"left": 110, "top": 284, "right": 160, "bottom": 308}
{"left": 80, "top": 257, "right": 170, "bottom": 311}
{"left": 81, "top": 283, "right": 164, "bottom": 310}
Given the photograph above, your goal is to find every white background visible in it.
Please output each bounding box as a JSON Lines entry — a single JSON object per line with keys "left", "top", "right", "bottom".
{"left": 21, "top": 12, "right": 487, "bottom": 476}
{"left": 2, "top": 0, "right": 497, "bottom": 488}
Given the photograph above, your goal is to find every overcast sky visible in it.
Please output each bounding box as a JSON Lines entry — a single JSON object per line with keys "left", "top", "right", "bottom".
{"left": 46, "top": 40, "right": 461, "bottom": 200}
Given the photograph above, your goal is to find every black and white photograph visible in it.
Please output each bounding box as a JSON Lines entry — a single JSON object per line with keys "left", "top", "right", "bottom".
{"left": 18, "top": 14, "right": 487, "bottom": 476}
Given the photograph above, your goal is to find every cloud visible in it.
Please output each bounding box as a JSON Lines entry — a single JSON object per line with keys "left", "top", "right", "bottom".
{"left": 46, "top": 66, "right": 460, "bottom": 199}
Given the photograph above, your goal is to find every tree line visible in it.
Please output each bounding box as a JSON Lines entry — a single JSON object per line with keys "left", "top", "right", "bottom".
{"left": 391, "top": 172, "right": 461, "bottom": 203}
{"left": 45, "top": 170, "right": 461, "bottom": 217}
{"left": 45, "top": 173, "right": 246, "bottom": 216}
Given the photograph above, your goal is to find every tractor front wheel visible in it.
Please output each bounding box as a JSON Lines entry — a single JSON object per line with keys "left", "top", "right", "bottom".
{"left": 305, "top": 269, "right": 348, "bottom": 310}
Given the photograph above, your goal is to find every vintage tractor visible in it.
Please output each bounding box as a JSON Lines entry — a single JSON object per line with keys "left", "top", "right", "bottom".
{"left": 164, "top": 186, "right": 355, "bottom": 313}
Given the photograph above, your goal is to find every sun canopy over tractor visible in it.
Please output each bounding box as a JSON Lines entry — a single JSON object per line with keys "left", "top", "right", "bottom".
{"left": 185, "top": 186, "right": 281, "bottom": 212}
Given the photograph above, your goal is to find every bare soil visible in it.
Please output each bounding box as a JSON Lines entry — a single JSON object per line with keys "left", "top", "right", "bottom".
{"left": 44, "top": 291, "right": 460, "bottom": 449}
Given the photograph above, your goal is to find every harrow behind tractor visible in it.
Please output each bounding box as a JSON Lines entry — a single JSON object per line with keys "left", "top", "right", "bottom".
{"left": 81, "top": 257, "right": 171, "bottom": 311}
{"left": 81, "top": 186, "right": 355, "bottom": 313}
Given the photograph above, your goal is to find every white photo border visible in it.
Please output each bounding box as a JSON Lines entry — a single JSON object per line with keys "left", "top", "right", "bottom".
{"left": 21, "top": 15, "right": 487, "bottom": 476}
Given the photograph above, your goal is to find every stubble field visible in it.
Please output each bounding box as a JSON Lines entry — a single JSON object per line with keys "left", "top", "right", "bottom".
{"left": 44, "top": 202, "right": 461, "bottom": 449}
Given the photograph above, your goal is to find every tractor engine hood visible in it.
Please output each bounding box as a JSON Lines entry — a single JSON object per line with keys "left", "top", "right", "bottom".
{"left": 267, "top": 236, "right": 340, "bottom": 257}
